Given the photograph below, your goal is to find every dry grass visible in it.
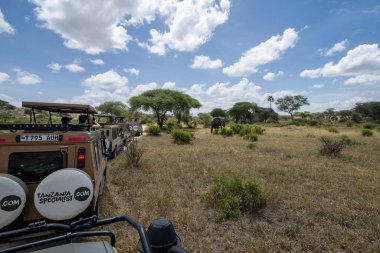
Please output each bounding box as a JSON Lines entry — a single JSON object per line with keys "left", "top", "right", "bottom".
{"left": 101, "top": 125, "right": 380, "bottom": 252}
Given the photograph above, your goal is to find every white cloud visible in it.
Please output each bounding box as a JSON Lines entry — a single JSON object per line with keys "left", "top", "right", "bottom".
{"left": 190, "top": 55, "right": 223, "bottom": 69}
{"left": 123, "top": 68, "right": 140, "bottom": 76}
{"left": 48, "top": 62, "right": 85, "bottom": 73}
{"left": 0, "top": 93, "right": 12, "bottom": 101}
{"left": 82, "top": 70, "right": 128, "bottom": 90}
{"left": 312, "top": 84, "right": 325, "bottom": 89}
{"left": 300, "top": 44, "right": 380, "bottom": 85}
{"left": 37, "top": 91, "right": 44, "bottom": 95}
{"left": 223, "top": 28, "right": 298, "bottom": 77}
{"left": 144, "top": 0, "right": 231, "bottom": 55}
{"left": 0, "top": 72, "right": 10, "bottom": 83}
{"left": 65, "top": 63, "right": 85, "bottom": 73}
{"left": 263, "top": 71, "right": 284, "bottom": 81}
{"left": 320, "top": 39, "right": 348, "bottom": 56}
{"left": 47, "top": 63, "right": 62, "bottom": 72}
{"left": 30, "top": 0, "right": 230, "bottom": 55}
{"left": 68, "top": 70, "right": 129, "bottom": 105}
{"left": 162, "top": 81, "right": 176, "bottom": 89}
{"left": 130, "top": 82, "right": 158, "bottom": 97}
{"left": 0, "top": 9, "right": 15, "bottom": 34}
{"left": 90, "top": 59, "right": 104, "bottom": 65}
{"left": 13, "top": 68, "right": 41, "bottom": 85}
{"left": 30, "top": 0, "right": 133, "bottom": 54}
{"left": 185, "top": 78, "right": 265, "bottom": 112}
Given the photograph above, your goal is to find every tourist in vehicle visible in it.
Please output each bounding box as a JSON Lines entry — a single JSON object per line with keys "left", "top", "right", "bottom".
{"left": 79, "top": 115, "right": 101, "bottom": 129}
{"left": 61, "top": 116, "right": 72, "bottom": 125}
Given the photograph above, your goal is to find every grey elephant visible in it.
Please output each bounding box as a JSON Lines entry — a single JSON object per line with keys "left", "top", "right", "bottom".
{"left": 211, "top": 117, "right": 226, "bottom": 133}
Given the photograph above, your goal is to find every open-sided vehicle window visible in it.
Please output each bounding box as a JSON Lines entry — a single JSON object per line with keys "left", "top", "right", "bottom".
{"left": 8, "top": 151, "right": 66, "bottom": 183}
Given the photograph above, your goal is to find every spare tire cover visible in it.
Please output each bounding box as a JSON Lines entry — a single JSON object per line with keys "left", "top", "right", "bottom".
{"left": 0, "top": 174, "right": 28, "bottom": 229}
{"left": 34, "top": 169, "right": 93, "bottom": 221}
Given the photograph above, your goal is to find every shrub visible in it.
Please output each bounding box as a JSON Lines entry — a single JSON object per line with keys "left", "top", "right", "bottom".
{"left": 147, "top": 125, "right": 161, "bottom": 136}
{"left": 319, "top": 136, "right": 345, "bottom": 157}
{"left": 307, "top": 120, "right": 320, "bottom": 126}
{"left": 124, "top": 138, "right": 143, "bottom": 168}
{"left": 346, "top": 120, "right": 353, "bottom": 127}
{"left": 205, "top": 173, "right": 267, "bottom": 220}
{"left": 248, "top": 143, "right": 256, "bottom": 149}
{"left": 253, "top": 125, "right": 266, "bottom": 135}
{"left": 288, "top": 120, "right": 305, "bottom": 126}
{"left": 363, "top": 123, "right": 375, "bottom": 129}
{"left": 220, "top": 127, "right": 234, "bottom": 137}
{"left": 171, "top": 129, "right": 193, "bottom": 144}
{"left": 339, "top": 135, "right": 359, "bottom": 146}
{"left": 326, "top": 127, "right": 339, "bottom": 133}
{"left": 164, "top": 119, "right": 182, "bottom": 133}
{"left": 361, "top": 129, "right": 373, "bottom": 137}
{"left": 244, "top": 133, "right": 258, "bottom": 142}
{"left": 230, "top": 124, "right": 245, "bottom": 134}
{"left": 305, "top": 133, "right": 315, "bottom": 138}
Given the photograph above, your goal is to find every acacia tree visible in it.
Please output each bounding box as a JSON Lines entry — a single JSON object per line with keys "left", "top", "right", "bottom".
{"left": 228, "top": 102, "right": 259, "bottom": 123}
{"left": 172, "top": 92, "right": 201, "bottom": 123}
{"left": 129, "top": 89, "right": 201, "bottom": 128}
{"left": 210, "top": 108, "right": 227, "bottom": 118}
{"left": 275, "top": 95, "right": 309, "bottom": 120}
{"left": 96, "top": 101, "right": 128, "bottom": 116}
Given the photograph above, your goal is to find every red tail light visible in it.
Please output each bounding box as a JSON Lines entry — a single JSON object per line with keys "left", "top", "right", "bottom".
{"left": 77, "top": 148, "right": 86, "bottom": 168}
{"left": 0, "top": 138, "right": 6, "bottom": 143}
{"left": 69, "top": 137, "right": 89, "bottom": 142}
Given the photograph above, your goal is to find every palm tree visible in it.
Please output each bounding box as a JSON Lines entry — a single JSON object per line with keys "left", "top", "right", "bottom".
{"left": 267, "top": 95, "right": 274, "bottom": 109}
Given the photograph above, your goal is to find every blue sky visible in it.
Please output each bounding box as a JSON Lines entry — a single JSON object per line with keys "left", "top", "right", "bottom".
{"left": 0, "top": 0, "right": 379, "bottom": 113}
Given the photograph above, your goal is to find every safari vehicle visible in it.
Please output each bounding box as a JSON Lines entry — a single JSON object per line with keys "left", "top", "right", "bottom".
{"left": 95, "top": 114, "right": 128, "bottom": 159}
{"left": 0, "top": 102, "right": 107, "bottom": 231}
{"left": 0, "top": 214, "right": 188, "bottom": 253}
{"left": 128, "top": 120, "right": 144, "bottom": 137}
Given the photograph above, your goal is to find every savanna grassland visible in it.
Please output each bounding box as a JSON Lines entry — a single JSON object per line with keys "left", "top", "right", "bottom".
{"left": 101, "top": 125, "right": 380, "bottom": 253}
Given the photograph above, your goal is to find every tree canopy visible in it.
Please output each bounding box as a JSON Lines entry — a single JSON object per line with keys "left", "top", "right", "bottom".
{"left": 228, "top": 102, "right": 259, "bottom": 123}
{"left": 354, "top": 101, "right": 380, "bottom": 121}
{"left": 275, "top": 95, "right": 309, "bottom": 120}
{"left": 129, "top": 89, "right": 201, "bottom": 128}
{"left": 210, "top": 108, "right": 227, "bottom": 118}
{"left": 96, "top": 101, "right": 128, "bottom": 116}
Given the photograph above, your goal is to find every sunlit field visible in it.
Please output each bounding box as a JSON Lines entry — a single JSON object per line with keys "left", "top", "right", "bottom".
{"left": 101, "top": 125, "right": 380, "bottom": 252}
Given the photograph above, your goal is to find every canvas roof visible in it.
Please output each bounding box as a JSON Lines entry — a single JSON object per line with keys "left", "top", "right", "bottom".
{"left": 22, "top": 101, "right": 98, "bottom": 114}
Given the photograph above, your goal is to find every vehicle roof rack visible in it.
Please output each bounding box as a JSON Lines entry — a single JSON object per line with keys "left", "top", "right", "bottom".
{"left": 0, "top": 124, "right": 92, "bottom": 132}
{"left": 22, "top": 102, "right": 98, "bottom": 114}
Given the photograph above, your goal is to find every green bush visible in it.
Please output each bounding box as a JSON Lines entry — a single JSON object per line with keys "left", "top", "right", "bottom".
{"left": 164, "top": 119, "right": 182, "bottom": 133}
{"left": 319, "top": 136, "right": 345, "bottom": 157}
{"left": 171, "top": 129, "right": 193, "bottom": 144}
{"left": 361, "top": 129, "right": 373, "bottom": 137}
{"left": 326, "top": 127, "right": 339, "bottom": 133}
{"left": 307, "top": 120, "right": 320, "bottom": 126}
{"left": 253, "top": 125, "right": 265, "bottom": 135}
{"left": 244, "top": 133, "right": 258, "bottom": 142}
{"left": 363, "top": 123, "right": 375, "bottom": 129}
{"left": 230, "top": 123, "right": 245, "bottom": 134}
{"left": 220, "top": 127, "right": 234, "bottom": 137}
{"left": 205, "top": 173, "right": 267, "bottom": 220}
{"left": 212, "top": 128, "right": 220, "bottom": 135}
{"left": 288, "top": 120, "right": 305, "bottom": 126}
{"left": 147, "top": 125, "right": 161, "bottom": 136}
{"left": 339, "top": 135, "right": 359, "bottom": 146}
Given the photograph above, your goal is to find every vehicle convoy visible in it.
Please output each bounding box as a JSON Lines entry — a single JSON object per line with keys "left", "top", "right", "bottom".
{"left": 95, "top": 114, "right": 128, "bottom": 159}
{"left": 0, "top": 102, "right": 107, "bottom": 231}
{"left": 0, "top": 102, "right": 188, "bottom": 252}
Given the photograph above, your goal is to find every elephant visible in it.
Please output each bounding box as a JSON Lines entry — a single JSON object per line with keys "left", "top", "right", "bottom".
{"left": 211, "top": 117, "right": 226, "bottom": 133}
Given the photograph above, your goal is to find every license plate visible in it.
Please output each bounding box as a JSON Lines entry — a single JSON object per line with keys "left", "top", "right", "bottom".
{"left": 20, "top": 135, "right": 60, "bottom": 142}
